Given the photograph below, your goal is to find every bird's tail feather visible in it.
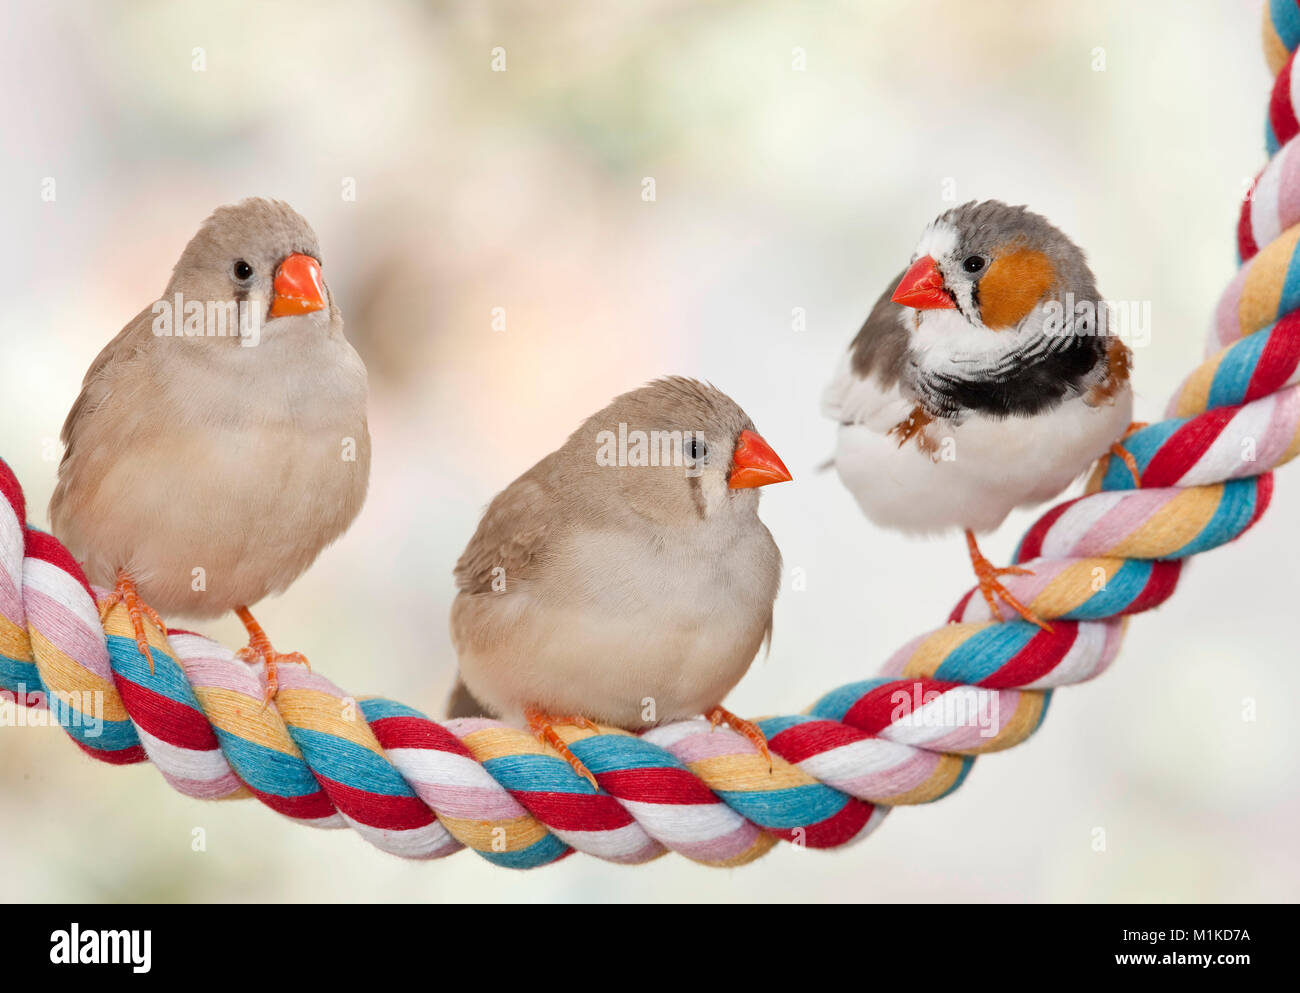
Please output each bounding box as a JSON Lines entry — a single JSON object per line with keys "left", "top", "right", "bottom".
{"left": 446, "top": 677, "right": 489, "bottom": 719}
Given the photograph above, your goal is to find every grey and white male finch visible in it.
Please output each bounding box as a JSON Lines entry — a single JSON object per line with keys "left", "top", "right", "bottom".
{"left": 448, "top": 377, "right": 792, "bottom": 786}
{"left": 822, "top": 201, "right": 1135, "bottom": 628}
{"left": 50, "top": 198, "right": 370, "bottom": 697}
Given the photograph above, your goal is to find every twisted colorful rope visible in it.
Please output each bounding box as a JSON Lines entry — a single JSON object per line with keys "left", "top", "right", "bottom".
{"left": 1, "top": 10, "right": 1294, "bottom": 869}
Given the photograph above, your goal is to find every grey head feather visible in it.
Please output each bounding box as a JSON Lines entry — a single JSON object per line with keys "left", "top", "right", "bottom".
{"left": 171, "top": 198, "right": 322, "bottom": 286}
{"left": 936, "top": 200, "right": 1098, "bottom": 308}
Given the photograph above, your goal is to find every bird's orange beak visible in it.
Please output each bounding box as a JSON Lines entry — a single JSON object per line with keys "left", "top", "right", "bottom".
{"left": 269, "top": 253, "right": 326, "bottom": 318}
{"left": 729, "top": 429, "right": 793, "bottom": 489}
{"left": 891, "top": 255, "right": 954, "bottom": 310}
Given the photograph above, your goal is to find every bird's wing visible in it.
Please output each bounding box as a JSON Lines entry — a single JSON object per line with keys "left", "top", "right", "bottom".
{"left": 58, "top": 306, "right": 156, "bottom": 468}
{"left": 49, "top": 306, "right": 167, "bottom": 553}
{"left": 452, "top": 454, "right": 564, "bottom": 594}
{"left": 822, "top": 271, "right": 916, "bottom": 430}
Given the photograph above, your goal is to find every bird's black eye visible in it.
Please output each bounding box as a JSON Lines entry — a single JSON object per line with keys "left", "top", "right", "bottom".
{"left": 232, "top": 260, "right": 254, "bottom": 281}
{"left": 962, "top": 255, "right": 985, "bottom": 273}
{"left": 686, "top": 437, "right": 709, "bottom": 463}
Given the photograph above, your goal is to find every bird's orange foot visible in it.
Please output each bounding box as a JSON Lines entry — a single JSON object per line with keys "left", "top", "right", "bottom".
{"left": 1107, "top": 420, "right": 1149, "bottom": 487}
{"left": 888, "top": 405, "right": 939, "bottom": 456}
{"left": 234, "top": 606, "right": 309, "bottom": 703}
{"left": 523, "top": 706, "right": 600, "bottom": 789}
{"left": 706, "top": 705, "right": 773, "bottom": 772}
{"left": 965, "top": 529, "right": 1051, "bottom": 632}
{"left": 97, "top": 570, "right": 166, "bottom": 673}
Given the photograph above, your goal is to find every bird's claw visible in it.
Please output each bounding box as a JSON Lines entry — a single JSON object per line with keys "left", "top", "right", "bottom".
{"left": 974, "top": 569, "right": 1052, "bottom": 632}
{"left": 234, "top": 606, "right": 309, "bottom": 704}
{"left": 888, "top": 405, "right": 939, "bottom": 456}
{"left": 1107, "top": 420, "right": 1149, "bottom": 487}
{"left": 97, "top": 570, "right": 165, "bottom": 673}
{"left": 236, "top": 644, "right": 308, "bottom": 703}
{"left": 965, "top": 530, "right": 1052, "bottom": 631}
{"left": 706, "top": 705, "right": 773, "bottom": 772}
{"left": 523, "top": 706, "right": 600, "bottom": 789}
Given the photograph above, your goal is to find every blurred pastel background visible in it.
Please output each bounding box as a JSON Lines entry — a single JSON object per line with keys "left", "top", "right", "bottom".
{"left": 2, "top": 0, "right": 1297, "bottom": 903}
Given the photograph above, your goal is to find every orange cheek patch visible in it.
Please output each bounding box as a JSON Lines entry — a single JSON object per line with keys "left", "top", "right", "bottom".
{"left": 978, "top": 248, "right": 1057, "bottom": 330}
